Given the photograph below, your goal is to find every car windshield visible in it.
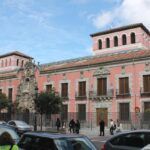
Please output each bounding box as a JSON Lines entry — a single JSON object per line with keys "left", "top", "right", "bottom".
{"left": 54, "top": 137, "right": 97, "bottom": 150}
{"left": 0, "top": 127, "right": 19, "bottom": 142}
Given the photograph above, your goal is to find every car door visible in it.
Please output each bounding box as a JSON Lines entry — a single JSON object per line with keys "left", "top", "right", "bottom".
{"left": 109, "top": 132, "right": 146, "bottom": 150}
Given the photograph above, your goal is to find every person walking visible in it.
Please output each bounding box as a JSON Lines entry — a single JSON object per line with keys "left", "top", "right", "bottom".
{"left": 99, "top": 119, "right": 105, "bottom": 136}
{"left": 110, "top": 119, "right": 114, "bottom": 135}
{"left": 75, "top": 120, "right": 80, "bottom": 134}
{"left": 0, "top": 132, "right": 19, "bottom": 150}
{"left": 69, "top": 119, "right": 75, "bottom": 133}
{"left": 56, "top": 118, "right": 61, "bottom": 131}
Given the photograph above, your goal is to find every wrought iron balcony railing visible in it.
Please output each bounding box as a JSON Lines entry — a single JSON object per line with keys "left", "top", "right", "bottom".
{"left": 75, "top": 92, "right": 87, "bottom": 100}
{"left": 89, "top": 89, "right": 113, "bottom": 100}
{"left": 116, "top": 89, "right": 131, "bottom": 98}
{"left": 140, "top": 87, "right": 150, "bottom": 97}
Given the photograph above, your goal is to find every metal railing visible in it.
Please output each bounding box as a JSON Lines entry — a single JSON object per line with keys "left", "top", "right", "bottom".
{"left": 116, "top": 89, "right": 131, "bottom": 98}
{"left": 140, "top": 87, "right": 150, "bottom": 97}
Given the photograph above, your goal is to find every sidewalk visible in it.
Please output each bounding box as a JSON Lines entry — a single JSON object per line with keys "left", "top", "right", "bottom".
{"left": 77, "top": 127, "right": 130, "bottom": 138}
{"left": 79, "top": 127, "right": 110, "bottom": 138}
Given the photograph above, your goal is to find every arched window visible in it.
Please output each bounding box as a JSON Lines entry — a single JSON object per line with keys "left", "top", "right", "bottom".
{"left": 106, "top": 38, "right": 110, "bottom": 48}
{"left": 131, "top": 32, "right": 136, "bottom": 44}
{"left": 1, "top": 60, "right": 4, "bottom": 67}
{"left": 122, "top": 34, "right": 127, "bottom": 45}
{"left": 98, "top": 39, "right": 102, "bottom": 49}
{"left": 5, "top": 59, "right": 7, "bottom": 67}
{"left": 17, "top": 59, "right": 19, "bottom": 66}
{"left": 114, "top": 36, "right": 118, "bottom": 47}
{"left": 9, "top": 58, "right": 11, "bottom": 66}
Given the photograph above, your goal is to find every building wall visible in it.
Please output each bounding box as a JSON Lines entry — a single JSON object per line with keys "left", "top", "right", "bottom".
{"left": 0, "top": 25, "right": 149, "bottom": 126}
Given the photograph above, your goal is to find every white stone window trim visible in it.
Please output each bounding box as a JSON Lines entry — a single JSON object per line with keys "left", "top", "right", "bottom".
{"left": 115, "top": 73, "right": 132, "bottom": 95}
{"left": 59, "top": 80, "right": 70, "bottom": 99}
{"left": 93, "top": 75, "right": 110, "bottom": 95}
{"left": 43, "top": 81, "right": 54, "bottom": 91}
{"left": 75, "top": 78, "right": 89, "bottom": 99}
{"left": 139, "top": 71, "right": 150, "bottom": 90}
{"left": 140, "top": 99, "right": 150, "bottom": 113}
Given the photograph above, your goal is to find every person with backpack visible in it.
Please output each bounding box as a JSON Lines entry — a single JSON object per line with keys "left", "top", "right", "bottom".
{"left": 56, "top": 118, "right": 61, "bottom": 131}
{"left": 0, "top": 132, "right": 19, "bottom": 150}
{"left": 69, "top": 119, "right": 75, "bottom": 133}
{"left": 75, "top": 120, "right": 80, "bottom": 134}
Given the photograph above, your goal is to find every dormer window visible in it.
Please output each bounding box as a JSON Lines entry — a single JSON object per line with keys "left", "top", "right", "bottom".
{"left": 17, "top": 59, "right": 19, "bottom": 66}
{"left": 131, "top": 32, "right": 136, "bottom": 44}
{"left": 106, "top": 38, "right": 110, "bottom": 48}
{"left": 114, "top": 36, "right": 118, "bottom": 47}
{"left": 98, "top": 39, "right": 102, "bottom": 49}
{"left": 122, "top": 34, "right": 127, "bottom": 45}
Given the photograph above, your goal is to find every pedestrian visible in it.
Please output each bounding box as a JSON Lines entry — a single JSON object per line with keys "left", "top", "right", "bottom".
{"left": 56, "top": 118, "right": 61, "bottom": 131}
{"left": 110, "top": 119, "right": 114, "bottom": 135}
{"left": 69, "top": 119, "right": 75, "bottom": 133}
{"left": 99, "top": 119, "right": 105, "bottom": 136}
{"left": 75, "top": 120, "right": 80, "bottom": 134}
{"left": 0, "top": 131, "right": 19, "bottom": 150}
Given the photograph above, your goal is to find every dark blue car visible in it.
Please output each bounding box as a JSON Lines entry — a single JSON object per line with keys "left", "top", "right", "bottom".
{"left": 18, "top": 132, "right": 97, "bottom": 150}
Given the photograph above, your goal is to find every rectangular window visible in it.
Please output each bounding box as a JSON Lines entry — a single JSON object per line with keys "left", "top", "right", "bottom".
{"left": 61, "top": 105, "right": 68, "bottom": 121}
{"left": 143, "top": 75, "right": 150, "bottom": 92}
{"left": 78, "top": 81, "right": 86, "bottom": 97}
{"left": 61, "top": 83, "right": 68, "bottom": 97}
{"left": 119, "top": 77, "right": 129, "bottom": 94}
{"left": 97, "top": 78, "right": 107, "bottom": 96}
{"left": 46, "top": 84, "right": 52, "bottom": 93}
{"left": 8, "top": 88, "right": 13, "bottom": 101}
{"left": 144, "top": 102, "right": 150, "bottom": 121}
{"left": 119, "top": 103, "right": 130, "bottom": 121}
{"left": 78, "top": 104, "right": 86, "bottom": 120}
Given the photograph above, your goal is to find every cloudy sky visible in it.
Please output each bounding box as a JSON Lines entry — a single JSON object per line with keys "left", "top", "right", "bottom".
{"left": 0, "top": 0, "right": 149, "bottom": 64}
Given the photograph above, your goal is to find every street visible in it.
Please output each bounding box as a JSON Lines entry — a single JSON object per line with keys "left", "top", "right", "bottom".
{"left": 89, "top": 135, "right": 111, "bottom": 150}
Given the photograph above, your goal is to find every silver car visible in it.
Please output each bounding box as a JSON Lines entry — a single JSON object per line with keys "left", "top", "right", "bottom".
{"left": 0, "top": 124, "right": 20, "bottom": 144}
{"left": 102, "top": 130, "right": 150, "bottom": 150}
{"left": 7, "top": 120, "right": 32, "bottom": 135}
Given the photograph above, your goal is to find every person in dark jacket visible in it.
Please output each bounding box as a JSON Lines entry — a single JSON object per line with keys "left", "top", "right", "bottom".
{"left": 75, "top": 120, "right": 80, "bottom": 134}
{"left": 99, "top": 119, "right": 105, "bottom": 136}
{"left": 69, "top": 119, "right": 75, "bottom": 133}
{"left": 56, "top": 118, "right": 61, "bottom": 131}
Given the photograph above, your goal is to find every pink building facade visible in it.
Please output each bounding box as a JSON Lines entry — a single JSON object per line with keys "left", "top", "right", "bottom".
{"left": 0, "top": 23, "right": 150, "bottom": 127}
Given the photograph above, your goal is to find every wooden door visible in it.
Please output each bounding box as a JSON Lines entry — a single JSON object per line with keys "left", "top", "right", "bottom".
{"left": 96, "top": 108, "right": 108, "bottom": 126}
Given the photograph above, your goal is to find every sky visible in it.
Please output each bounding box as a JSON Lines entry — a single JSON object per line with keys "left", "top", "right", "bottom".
{"left": 0, "top": 0, "right": 149, "bottom": 64}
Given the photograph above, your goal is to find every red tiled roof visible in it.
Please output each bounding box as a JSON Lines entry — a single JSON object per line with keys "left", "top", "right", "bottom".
{"left": 41, "top": 49, "right": 150, "bottom": 72}
{"left": 90, "top": 23, "right": 150, "bottom": 37}
{"left": 0, "top": 51, "right": 33, "bottom": 59}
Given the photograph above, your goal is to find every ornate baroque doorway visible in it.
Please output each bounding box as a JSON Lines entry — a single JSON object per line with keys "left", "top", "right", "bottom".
{"left": 96, "top": 108, "right": 108, "bottom": 126}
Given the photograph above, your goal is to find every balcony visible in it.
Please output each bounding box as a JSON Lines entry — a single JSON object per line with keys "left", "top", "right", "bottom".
{"left": 89, "top": 89, "right": 113, "bottom": 101}
{"left": 116, "top": 89, "right": 131, "bottom": 98}
{"left": 75, "top": 92, "right": 87, "bottom": 100}
{"left": 140, "top": 87, "right": 150, "bottom": 97}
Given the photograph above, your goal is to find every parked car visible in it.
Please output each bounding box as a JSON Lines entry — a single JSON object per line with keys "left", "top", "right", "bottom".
{"left": 0, "top": 120, "right": 6, "bottom": 125}
{"left": 7, "top": 120, "right": 32, "bottom": 135}
{"left": 0, "top": 124, "right": 20, "bottom": 144}
{"left": 101, "top": 130, "right": 150, "bottom": 150}
{"left": 18, "top": 132, "right": 97, "bottom": 150}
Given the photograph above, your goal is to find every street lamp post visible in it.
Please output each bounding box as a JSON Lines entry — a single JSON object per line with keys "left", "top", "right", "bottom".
{"left": 34, "top": 86, "right": 38, "bottom": 131}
